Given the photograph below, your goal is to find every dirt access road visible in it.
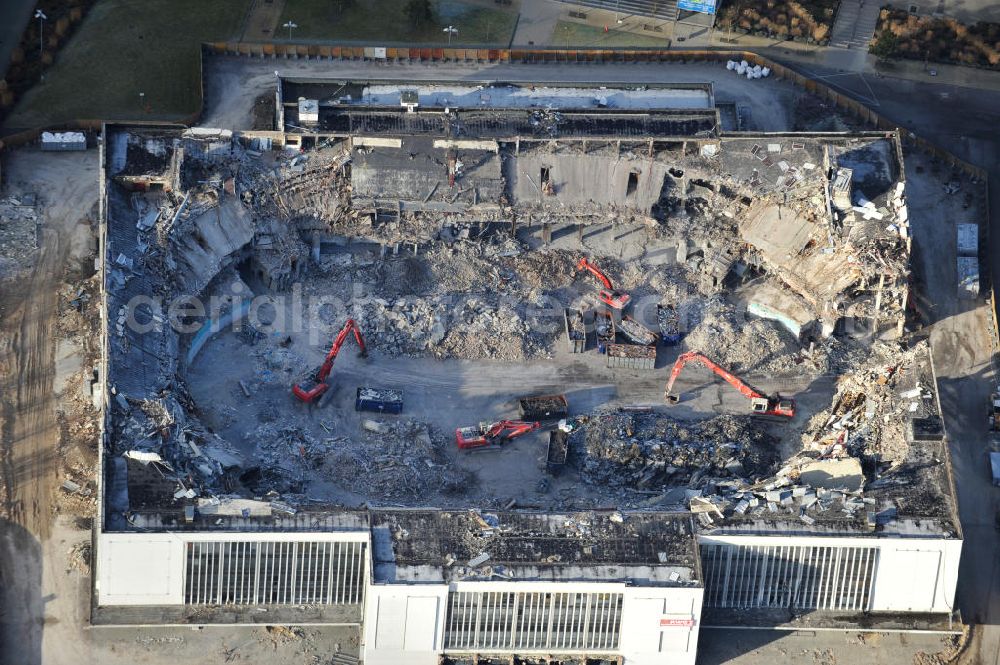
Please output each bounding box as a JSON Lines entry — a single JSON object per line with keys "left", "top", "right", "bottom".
{"left": 0, "top": 149, "right": 96, "bottom": 664}
{"left": 903, "top": 152, "right": 998, "bottom": 665}
{"left": 0, "top": 149, "right": 96, "bottom": 538}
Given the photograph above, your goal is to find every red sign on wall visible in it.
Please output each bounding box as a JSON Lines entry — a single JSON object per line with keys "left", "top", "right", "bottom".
{"left": 659, "top": 618, "right": 696, "bottom": 627}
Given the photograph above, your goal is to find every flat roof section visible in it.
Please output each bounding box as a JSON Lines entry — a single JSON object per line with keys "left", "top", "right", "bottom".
{"left": 280, "top": 78, "right": 714, "bottom": 111}
{"left": 297, "top": 107, "right": 720, "bottom": 140}
{"left": 370, "top": 509, "right": 701, "bottom": 586}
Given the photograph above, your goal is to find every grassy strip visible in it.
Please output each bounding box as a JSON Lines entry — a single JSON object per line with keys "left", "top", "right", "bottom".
{"left": 5, "top": 0, "right": 250, "bottom": 128}
{"left": 277, "top": 0, "right": 518, "bottom": 45}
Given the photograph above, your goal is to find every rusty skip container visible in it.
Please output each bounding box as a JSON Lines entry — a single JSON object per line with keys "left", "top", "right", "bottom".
{"left": 546, "top": 430, "right": 569, "bottom": 476}
{"left": 595, "top": 310, "right": 616, "bottom": 354}
{"left": 518, "top": 394, "right": 569, "bottom": 421}
{"left": 564, "top": 308, "right": 587, "bottom": 353}
{"left": 606, "top": 343, "right": 656, "bottom": 370}
{"left": 619, "top": 315, "right": 658, "bottom": 346}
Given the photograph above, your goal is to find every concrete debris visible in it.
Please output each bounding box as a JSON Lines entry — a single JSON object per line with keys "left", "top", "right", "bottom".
{"left": 798, "top": 457, "right": 865, "bottom": 491}
{"left": 0, "top": 194, "right": 41, "bottom": 278}
{"left": 245, "top": 419, "right": 471, "bottom": 503}
{"left": 582, "top": 411, "right": 779, "bottom": 495}
{"left": 97, "top": 127, "right": 942, "bottom": 532}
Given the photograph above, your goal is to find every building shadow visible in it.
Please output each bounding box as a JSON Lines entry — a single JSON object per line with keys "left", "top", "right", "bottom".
{"left": 0, "top": 518, "right": 43, "bottom": 665}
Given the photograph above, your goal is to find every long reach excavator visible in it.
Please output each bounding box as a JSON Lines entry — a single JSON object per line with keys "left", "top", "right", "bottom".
{"left": 293, "top": 319, "right": 367, "bottom": 403}
{"left": 664, "top": 350, "right": 795, "bottom": 419}
{"left": 576, "top": 257, "right": 631, "bottom": 310}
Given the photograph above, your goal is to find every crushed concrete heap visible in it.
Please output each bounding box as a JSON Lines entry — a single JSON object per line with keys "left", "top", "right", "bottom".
{"left": 0, "top": 193, "right": 40, "bottom": 278}
{"left": 682, "top": 341, "right": 953, "bottom": 534}
{"left": 353, "top": 294, "right": 553, "bottom": 361}
{"left": 800, "top": 341, "right": 928, "bottom": 467}
{"left": 247, "top": 418, "right": 472, "bottom": 503}
{"left": 683, "top": 296, "right": 802, "bottom": 374}
{"left": 581, "top": 411, "right": 780, "bottom": 493}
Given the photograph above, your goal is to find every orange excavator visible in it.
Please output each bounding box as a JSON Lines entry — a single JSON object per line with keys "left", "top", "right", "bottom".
{"left": 663, "top": 350, "right": 795, "bottom": 419}
{"left": 455, "top": 420, "right": 541, "bottom": 449}
{"left": 576, "top": 257, "right": 631, "bottom": 310}
{"left": 293, "top": 319, "right": 367, "bottom": 403}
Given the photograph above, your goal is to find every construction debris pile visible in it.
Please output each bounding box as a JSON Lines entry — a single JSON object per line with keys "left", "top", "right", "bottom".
{"left": 684, "top": 297, "right": 802, "bottom": 374}
{"left": 581, "top": 411, "right": 779, "bottom": 494}
{"left": 248, "top": 419, "right": 472, "bottom": 503}
{"left": 99, "top": 125, "right": 938, "bottom": 533}
{"left": 799, "top": 342, "right": 926, "bottom": 466}
{"left": 0, "top": 193, "right": 39, "bottom": 278}
{"left": 352, "top": 294, "right": 552, "bottom": 361}
{"left": 680, "top": 341, "right": 952, "bottom": 531}
{"left": 305, "top": 245, "right": 596, "bottom": 360}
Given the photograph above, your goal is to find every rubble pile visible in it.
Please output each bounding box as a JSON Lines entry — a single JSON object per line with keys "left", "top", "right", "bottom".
{"left": 504, "top": 248, "right": 579, "bottom": 293}
{"left": 352, "top": 295, "right": 554, "bottom": 360}
{"left": 110, "top": 391, "right": 247, "bottom": 502}
{"left": 689, "top": 465, "right": 875, "bottom": 529}
{"left": 0, "top": 194, "right": 39, "bottom": 277}
{"left": 439, "top": 300, "right": 551, "bottom": 360}
{"left": 802, "top": 341, "right": 928, "bottom": 470}
{"left": 684, "top": 297, "right": 802, "bottom": 374}
{"left": 581, "top": 411, "right": 779, "bottom": 492}
{"left": 317, "top": 419, "right": 471, "bottom": 502}
{"left": 683, "top": 341, "right": 941, "bottom": 529}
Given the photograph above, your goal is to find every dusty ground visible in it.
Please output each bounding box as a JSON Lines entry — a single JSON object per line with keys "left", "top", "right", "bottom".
{"left": 697, "top": 628, "right": 962, "bottom": 665}
{"left": 0, "top": 149, "right": 97, "bottom": 664}
{"left": 903, "top": 152, "right": 1000, "bottom": 665}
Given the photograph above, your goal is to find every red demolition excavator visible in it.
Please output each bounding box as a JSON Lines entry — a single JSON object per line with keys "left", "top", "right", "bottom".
{"left": 455, "top": 420, "right": 541, "bottom": 449}
{"left": 576, "top": 257, "right": 631, "bottom": 310}
{"left": 664, "top": 350, "right": 795, "bottom": 419}
{"left": 293, "top": 319, "right": 367, "bottom": 403}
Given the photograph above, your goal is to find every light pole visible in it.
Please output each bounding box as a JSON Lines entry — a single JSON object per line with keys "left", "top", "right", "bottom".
{"left": 34, "top": 10, "right": 47, "bottom": 55}
{"left": 283, "top": 21, "right": 298, "bottom": 40}
{"left": 443, "top": 25, "right": 457, "bottom": 45}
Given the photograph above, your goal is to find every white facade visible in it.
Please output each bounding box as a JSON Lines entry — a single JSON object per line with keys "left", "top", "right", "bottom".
{"left": 364, "top": 584, "right": 448, "bottom": 665}
{"left": 699, "top": 534, "right": 961, "bottom": 615}
{"left": 95, "top": 531, "right": 370, "bottom": 608}
{"left": 363, "top": 581, "right": 703, "bottom": 665}
{"left": 95, "top": 529, "right": 959, "bottom": 665}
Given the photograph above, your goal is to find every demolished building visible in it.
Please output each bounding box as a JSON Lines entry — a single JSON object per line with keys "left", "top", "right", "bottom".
{"left": 92, "top": 79, "right": 960, "bottom": 665}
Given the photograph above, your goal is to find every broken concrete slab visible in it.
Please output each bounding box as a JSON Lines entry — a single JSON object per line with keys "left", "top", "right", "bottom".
{"left": 798, "top": 457, "right": 864, "bottom": 492}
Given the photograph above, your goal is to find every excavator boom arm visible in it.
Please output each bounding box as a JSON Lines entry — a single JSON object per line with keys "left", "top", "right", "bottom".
{"left": 664, "top": 351, "right": 765, "bottom": 401}
{"left": 316, "top": 319, "right": 367, "bottom": 382}
{"left": 293, "top": 319, "right": 368, "bottom": 403}
{"left": 576, "top": 257, "right": 614, "bottom": 290}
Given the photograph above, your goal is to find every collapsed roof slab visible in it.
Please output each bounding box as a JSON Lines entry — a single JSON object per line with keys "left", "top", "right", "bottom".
{"left": 740, "top": 202, "right": 858, "bottom": 308}
{"left": 508, "top": 149, "right": 670, "bottom": 212}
